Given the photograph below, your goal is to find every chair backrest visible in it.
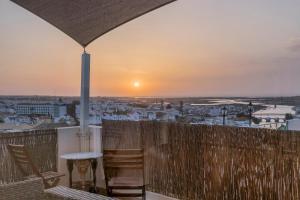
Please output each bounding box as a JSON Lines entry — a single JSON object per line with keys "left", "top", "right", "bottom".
{"left": 103, "top": 149, "right": 144, "bottom": 183}
{"left": 7, "top": 144, "right": 42, "bottom": 179}
{"left": 0, "top": 178, "right": 44, "bottom": 200}
{"left": 103, "top": 149, "right": 144, "bottom": 170}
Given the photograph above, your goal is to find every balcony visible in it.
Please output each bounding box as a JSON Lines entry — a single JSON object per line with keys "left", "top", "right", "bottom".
{"left": 0, "top": 124, "right": 176, "bottom": 200}
{"left": 1, "top": 121, "right": 300, "bottom": 199}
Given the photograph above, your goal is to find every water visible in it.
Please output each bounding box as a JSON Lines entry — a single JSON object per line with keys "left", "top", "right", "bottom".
{"left": 191, "top": 99, "right": 248, "bottom": 106}
{"left": 191, "top": 99, "right": 295, "bottom": 118}
{"left": 190, "top": 99, "right": 296, "bottom": 129}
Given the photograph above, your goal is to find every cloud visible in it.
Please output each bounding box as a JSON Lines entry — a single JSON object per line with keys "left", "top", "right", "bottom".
{"left": 288, "top": 38, "right": 300, "bottom": 52}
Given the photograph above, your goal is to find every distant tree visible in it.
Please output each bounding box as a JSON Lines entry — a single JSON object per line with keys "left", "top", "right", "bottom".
{"left": 58, "top": 118, "right": 66, "bottom": 123}
{"left": 252, "top": 117, "right": 261, "bottom": 125}
{"left": 0, "top": 117, "right": 4, "bottom": 123}
{"left": 236, "top": 113, "right": 248, "bottom": 119}
{"left": 114, "top": 110, "right": 128, "bottom": 115}
{"left": 160, "top": 100, "right": 164, "bottom": 111}
{"left": 179, "top": 101, "right": 184, "bottom": 115}
{"left": 132, "top": 103, "right": 148, "bottom": 108}
{"left": 285, "top": 113, "right": 293, "bottom": 120}
{"left": 156, "top": 112, "right": 165, "bottom": 118}
{"left": 67, "top": 101, "right": 80, "bottom": 125}
{"left": 166, "top": 104, "right": 172, "bottom": 109}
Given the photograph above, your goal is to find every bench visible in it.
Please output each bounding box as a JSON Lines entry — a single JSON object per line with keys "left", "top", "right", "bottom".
{"left": 45, "top": 186, "right": 115, "bottom": 200}
{"left": 0, "top": 178, "right": 115, "bottom": 200}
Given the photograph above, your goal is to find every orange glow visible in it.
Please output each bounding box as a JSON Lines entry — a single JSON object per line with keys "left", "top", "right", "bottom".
{"left": 1, "top": 0, "right": 300, "bottom": 97}
{"left": 133, "top": 81, "right": 140, "bottom": 88}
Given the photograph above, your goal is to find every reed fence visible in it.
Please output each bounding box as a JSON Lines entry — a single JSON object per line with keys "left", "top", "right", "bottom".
{"left": 102, "top": 120, "right": 300, "bottom": 200}
{"left": 0, "top": 129, "right": 58, "bottom": 184}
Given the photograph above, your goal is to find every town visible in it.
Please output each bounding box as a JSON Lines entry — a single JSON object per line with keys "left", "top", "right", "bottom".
{"left": 0, "top": 96, "right": 299, "bottom": 132}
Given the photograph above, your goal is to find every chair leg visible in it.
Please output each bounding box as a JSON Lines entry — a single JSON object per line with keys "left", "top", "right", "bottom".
{"left": 107, "top": 187, "right": 112, "bottom": 197}
{"left": 142, "top": 185, "right": 146, "bottom": 200}
{"left": 44, "top": 178, "right": 60, "bottom": 189}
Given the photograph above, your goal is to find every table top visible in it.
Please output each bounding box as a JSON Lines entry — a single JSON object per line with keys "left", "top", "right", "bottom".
{"left": 60, "top": 152, "right": 102, "bottom": 160}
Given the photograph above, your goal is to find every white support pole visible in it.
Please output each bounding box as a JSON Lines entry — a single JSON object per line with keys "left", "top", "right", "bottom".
{"left": 80, "top": 51, "right": 90, "bottom": 152}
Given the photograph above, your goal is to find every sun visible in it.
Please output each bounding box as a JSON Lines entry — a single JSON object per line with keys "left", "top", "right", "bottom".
{"left": 133, "top": 81, "right": 140, "bottom": 88}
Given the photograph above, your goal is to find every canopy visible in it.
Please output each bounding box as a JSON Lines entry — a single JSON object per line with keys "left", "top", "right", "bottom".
{"left": 11, "top": 0, "right": 176, "bottom": 47}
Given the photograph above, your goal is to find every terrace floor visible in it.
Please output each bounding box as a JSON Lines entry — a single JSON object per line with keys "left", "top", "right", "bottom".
{"left": 96, "top": 190, "right": 176, "bottom": 200}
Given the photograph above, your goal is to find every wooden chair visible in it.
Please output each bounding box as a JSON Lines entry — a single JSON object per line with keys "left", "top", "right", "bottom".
{"left": 7, "top": 144, "right": 65, "bottom": 189}
{"left": 103, "top": 149, "right": 145, "bottom": 199}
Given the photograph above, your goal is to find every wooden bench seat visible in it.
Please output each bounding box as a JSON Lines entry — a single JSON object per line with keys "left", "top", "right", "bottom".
{"left": 45, "top": 186, "right": 115, "bottom": 200}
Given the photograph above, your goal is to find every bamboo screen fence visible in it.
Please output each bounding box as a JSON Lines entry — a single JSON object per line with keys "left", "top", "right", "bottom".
{"left": 103, "top": 120, "right": 300, "bottom": 200}
{"left": 0, "top": 129, "right": 57, "bottom": 184}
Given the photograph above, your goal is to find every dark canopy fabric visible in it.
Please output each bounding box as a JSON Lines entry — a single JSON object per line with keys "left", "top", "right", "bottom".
{"left": 11, "top": 0, "right": 176, "bottom": 47}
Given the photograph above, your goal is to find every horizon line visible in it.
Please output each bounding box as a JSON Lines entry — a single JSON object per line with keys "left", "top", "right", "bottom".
{"left": 1, "top": 94, "right": 300, "bottom": 99}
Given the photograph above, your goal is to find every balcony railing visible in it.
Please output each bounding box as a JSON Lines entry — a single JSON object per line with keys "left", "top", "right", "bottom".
{"left": 0, "top": 129, "right": 57, "bottom": 184}
{"left": 1, "top": 122, "right": 300, "bottom": 199}
{"left": 102, "top": 121, "right": 300, "bottom": 200}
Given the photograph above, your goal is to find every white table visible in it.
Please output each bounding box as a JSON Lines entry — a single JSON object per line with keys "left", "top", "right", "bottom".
{"left": 61, "top": 152, "right": 102, "bottom": 192}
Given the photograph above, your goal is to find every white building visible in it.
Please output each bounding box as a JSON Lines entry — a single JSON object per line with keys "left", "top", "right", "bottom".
{"left": 16, "top": 103, "right": 67, "bottom": 118}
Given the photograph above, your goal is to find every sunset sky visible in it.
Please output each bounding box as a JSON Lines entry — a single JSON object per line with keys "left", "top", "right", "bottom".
{"left": 1, "top": 0, "right": 300, "bottom": 97}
